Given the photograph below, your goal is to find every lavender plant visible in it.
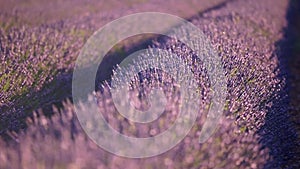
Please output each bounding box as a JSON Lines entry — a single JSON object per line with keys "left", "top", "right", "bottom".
{"left": 0, "top": 0, "right": 299, "bottom": 168}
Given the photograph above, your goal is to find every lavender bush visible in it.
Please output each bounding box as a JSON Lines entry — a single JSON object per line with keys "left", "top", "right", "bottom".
{"left": 0, "top": 0, "right": 299, "bottom": 168}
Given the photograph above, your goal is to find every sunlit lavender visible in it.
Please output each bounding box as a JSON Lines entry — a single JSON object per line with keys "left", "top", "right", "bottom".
{"left": 0, "top": 0, "right": 299, "bottom": 168}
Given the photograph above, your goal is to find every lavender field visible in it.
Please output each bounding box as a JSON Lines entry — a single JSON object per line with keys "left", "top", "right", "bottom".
{"left": 0, "top": 0, "right": 299, "bottom": 168}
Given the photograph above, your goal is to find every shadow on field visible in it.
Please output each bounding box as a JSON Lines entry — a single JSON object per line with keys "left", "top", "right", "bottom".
{"left": 257, "top": 0, "right": 300, "bottom": 168}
